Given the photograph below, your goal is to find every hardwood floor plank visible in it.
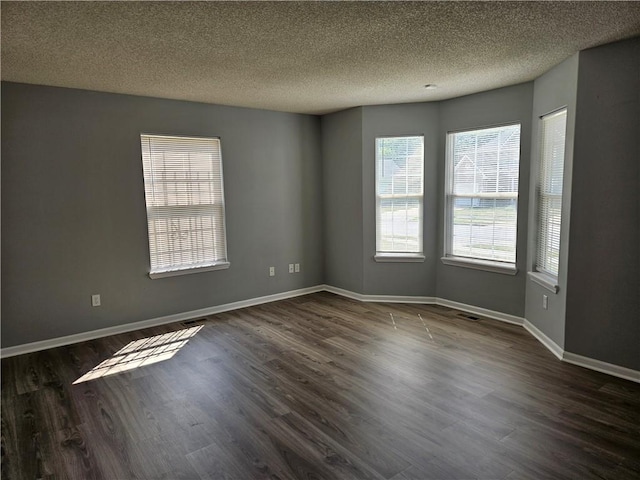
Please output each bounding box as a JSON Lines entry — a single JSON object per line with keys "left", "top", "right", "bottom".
{"left": 2, "top": 292, "right": 639, "bottom": 479}
{"left": 2, "top": 392, "right": 48, "bottom": 480}
{"left": 187, "top": 390, "right": 301, "bottom": 480}
{"left": 391, "top": 461, "right": 478, "bottom": 480}
{"left": 187, "top": 442, "right": 258, "bottom": 480}
{"left": 55, "top": 425, "right": 102, "bottom": 480}
{"left": 269, "top": 412, "right": 387, "bottom": 480}
{"left": 261, "top": 358, "right": 412, "bottom": 477}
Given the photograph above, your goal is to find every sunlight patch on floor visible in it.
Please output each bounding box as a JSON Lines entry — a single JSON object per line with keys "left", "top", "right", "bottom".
{"left": 73, "top": 325, "right": 203, "bottom": 384}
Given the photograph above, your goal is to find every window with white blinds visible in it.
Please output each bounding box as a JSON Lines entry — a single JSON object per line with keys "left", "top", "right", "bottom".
{"left": 444, "top": 124, "right": 521, "bottom": 267}
{"left": 140, "top": 134, "right": 229, "bottom": 278}
{"left": 536, "top": 109, "right": 567, "bottom": 277}
{"left": 375, "top": 136, "right": 424, "bottom": 256}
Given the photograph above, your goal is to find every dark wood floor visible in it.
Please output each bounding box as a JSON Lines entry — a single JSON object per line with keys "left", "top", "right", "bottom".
{"left": 2, "top": 292, "right": 639, "bottom": 479}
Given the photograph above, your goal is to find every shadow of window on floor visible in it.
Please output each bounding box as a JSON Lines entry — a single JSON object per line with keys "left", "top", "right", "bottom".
{"left": 73, "top": 325, "right": 203, "bottom": 384}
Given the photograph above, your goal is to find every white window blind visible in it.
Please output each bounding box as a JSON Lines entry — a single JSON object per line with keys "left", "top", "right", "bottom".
{"left": 375, "top": 136, "right": 424, "bottom": 254}
{"left": 140, "top": 134, "right": 229, "bottom": 278}
{"left": 445, "top": 124, "right": 521, "bottom": 265}
{"left": 536, "top": 109, "right": 567, "bottom": 277}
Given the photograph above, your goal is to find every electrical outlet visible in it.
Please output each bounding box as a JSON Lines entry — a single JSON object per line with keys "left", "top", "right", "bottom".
{"left": 289, "top": 263, "right": 294, "bottom": 273}
{"left": 542, "top": 294, "right": 548, "bottom": 310}
{"left": 269, "top": 266, "right": 275, "bottom": 277}
{"left": 295, "top": 263, "right": 300, "bottom": 273}
{"left": 91, "top": 294, "right": 101, "bottom": 307}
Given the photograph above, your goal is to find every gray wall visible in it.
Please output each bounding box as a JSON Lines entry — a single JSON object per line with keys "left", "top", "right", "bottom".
{"left": 524, "top": 54, "right": 579, "bottom": 348}
{"left": 321, "top": 107, "right": 364, "bottom": 292}
{"left": 1, "top": 82, "right": 324, "bottom": 348}
{"left": 4, "top": 38, "right": 639, "bottom": 376}
{"left": 322, "top": 85, "right": 535, "bottom": 316}
{"left": 565, "top": 38, "right": 640, "bottom": 370}
{"left": 436, "top": 83, "right": 534, "bottom": 316}
{"left": 361, "top": 103, "right": 439, "bottom": 296}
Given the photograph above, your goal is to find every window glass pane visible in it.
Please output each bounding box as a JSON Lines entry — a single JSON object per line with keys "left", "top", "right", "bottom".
{"left": 141, "top": 135, "right": 228, "bottom": 275}
{"left": 446, "top": 124, "right": 521, "bottom": 264}
{"left": 537, "top": 109, "right": 567, "bottom": 276}
{"left": 378, "top": 197, "right": 421, "bottom": 253}
{"left": 451, "top": 125, "right": 520, "bottom": 195}
{"left": 451, "top": 198, "right": 518, "bottom": 263}
{"left": 375, "top": 136, "right": 424, "bottom": 254}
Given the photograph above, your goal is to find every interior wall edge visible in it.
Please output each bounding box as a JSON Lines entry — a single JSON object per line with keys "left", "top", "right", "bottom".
{"left": 523, "top": 319, "right": 564, "bottom": 360}
{"left": 523, "top": 319, "right": 640, "bottom": 383}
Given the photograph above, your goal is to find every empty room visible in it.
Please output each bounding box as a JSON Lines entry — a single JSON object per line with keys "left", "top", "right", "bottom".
{"left": 2, "top": 1, "right": 639, "bottom": 479}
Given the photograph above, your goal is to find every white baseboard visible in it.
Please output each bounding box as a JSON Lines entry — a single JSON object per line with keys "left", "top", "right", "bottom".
{"left": 435, "top": 298, "right": 524, "bottom": 326}
{"left": 523, "top": 319, "right": 564, "bottom": 360}
{"left": 521, "top": 321, "right": 640, "bottom": 383}
{"left": 3, "top": 284, "right": 638, "bottom": 384}
{"left": 562, "top": 352, "right": 640, "bottom": 383}
{"left": 322, "top": 285, "right": 436, "bottom": 304}
{"left": 0, "top": 285, "right": 325, "bottom": 359}
{"left": 323, "top": 286, "right": 639, "bottom": 384}
{"left": 322, "top": 285, "right": 523, "bottom": 326}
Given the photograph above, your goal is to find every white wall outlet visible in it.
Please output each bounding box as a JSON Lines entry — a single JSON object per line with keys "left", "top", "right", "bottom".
{"left": 91, "top": 294, "right": 101, "bottom": 307}
{"left": 295, "top": 263, "right": 300, "bottom": 272}
{"left": 288, "top": 263, "right": 294, "bottom": 273}
{"left": 542, "top": 294, "right": 548, "bottom": 310}
{"left": 269, "top": 266, "right": 275, "bottom": 277}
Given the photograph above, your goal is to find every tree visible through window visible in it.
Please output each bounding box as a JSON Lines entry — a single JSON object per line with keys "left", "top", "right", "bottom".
{"left": 375, "top": 136, "right": 424, "bottom": 255}
{"left": 140, "top": 134, "right": 229, "bottom": 278}
{"left": 445, "top": 124, "right": 521, "bottom": 265}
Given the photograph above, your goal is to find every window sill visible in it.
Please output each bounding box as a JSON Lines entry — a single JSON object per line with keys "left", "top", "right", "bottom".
{"left": 374, "top": 253, "right": 425, "bottom": 263}
{"left": 441, "top": 256, "right": 517, "bottom": 275}
{"left": 528, "top": 271, "right": 559, "bottom": 293}
{"left": 149, "top": 262, "right": 230, "bottom": 279}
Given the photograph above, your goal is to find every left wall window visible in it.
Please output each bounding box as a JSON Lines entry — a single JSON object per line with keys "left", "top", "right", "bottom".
{"left": 140, "top": 134, "right": 229, "bottom": 279}
{"left": 375, "top": 135, "right": 425, "bottom": 261}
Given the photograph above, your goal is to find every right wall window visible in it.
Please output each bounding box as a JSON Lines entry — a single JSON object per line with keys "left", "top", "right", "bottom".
{"left": 536, "top": 108, "right": 567, "bottom": 277}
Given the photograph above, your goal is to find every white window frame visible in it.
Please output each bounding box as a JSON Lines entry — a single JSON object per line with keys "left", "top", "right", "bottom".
{"left": 529, "top": 108, "right": 567, "bottom": 293}
{"left": 374, "top": 135, "right": 425, "bottom": 262}
{"left": 443, "top": 123, "right": 521, "bottom": 275}
{"left": 140, "top": 134, "right": 230, "bottom": 279}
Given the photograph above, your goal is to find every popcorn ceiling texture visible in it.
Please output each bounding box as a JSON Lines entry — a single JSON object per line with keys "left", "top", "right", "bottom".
{"left": 2, "top": 1, "right": 640, "bottom": 114}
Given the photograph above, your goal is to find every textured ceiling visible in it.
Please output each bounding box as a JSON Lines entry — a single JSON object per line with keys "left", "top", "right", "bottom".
{"left": 2, "top": 1, "right": 640, "bottom": 115}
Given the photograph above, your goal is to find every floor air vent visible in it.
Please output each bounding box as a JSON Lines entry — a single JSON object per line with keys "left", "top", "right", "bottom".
{"left": 182, "top": 318, "right": 208, "bottom": 326}
{"left": 457, "top": 313, "right": 481, "bottom": 321}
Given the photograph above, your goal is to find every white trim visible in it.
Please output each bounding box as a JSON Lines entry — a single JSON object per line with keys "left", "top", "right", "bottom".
{"left": 3, "top": 284, "right": 638, "bottom": 384}
{"left": 0, "top": 285, "right": 324, "bottom": 359}
{"left": 322, "top": 285, "right": 436, "bottom": 304}
{"left": 324, "top": 286, "right": 638, "bottom": 383}
{"left": 528, "top": 271, "right": 559, "bottom": 293}
{"left": 562, "top": 352, "right": 640, "bottom": 384}
{"left": 441, "top": 256, "right": 518, "bottom": 275}
{"left": 435, "top": 298, "right": 524, "bottom": 326}
{"left": 375, "top": 135, "right": 425, "bottom": 256}
{"left": 322, "top": 284, "right": 367, "bottom": 302}
{"left": 374, "top": 254, "right": 425, "bottom": 263}
{"left": 149, "top": 262, "right": 231, "bottom": 279}
{"left": 523, "top": 319, "right": 564, "bottom": 360}
{"left": 323, "top": 285, "right": 523, "bottom": 325}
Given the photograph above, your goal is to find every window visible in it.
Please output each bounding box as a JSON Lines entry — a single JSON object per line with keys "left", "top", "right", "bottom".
{"left": 444, "top": 124, "right": 521, "bottom": 273}
{"left": 536, "top": 109, "right": 567, "bottom": 278}
{"left": 375, "top": 136, "right": 424, "bottom": 261}
{"left": 140, "top": 134, "right": 229, "bottom": 278}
